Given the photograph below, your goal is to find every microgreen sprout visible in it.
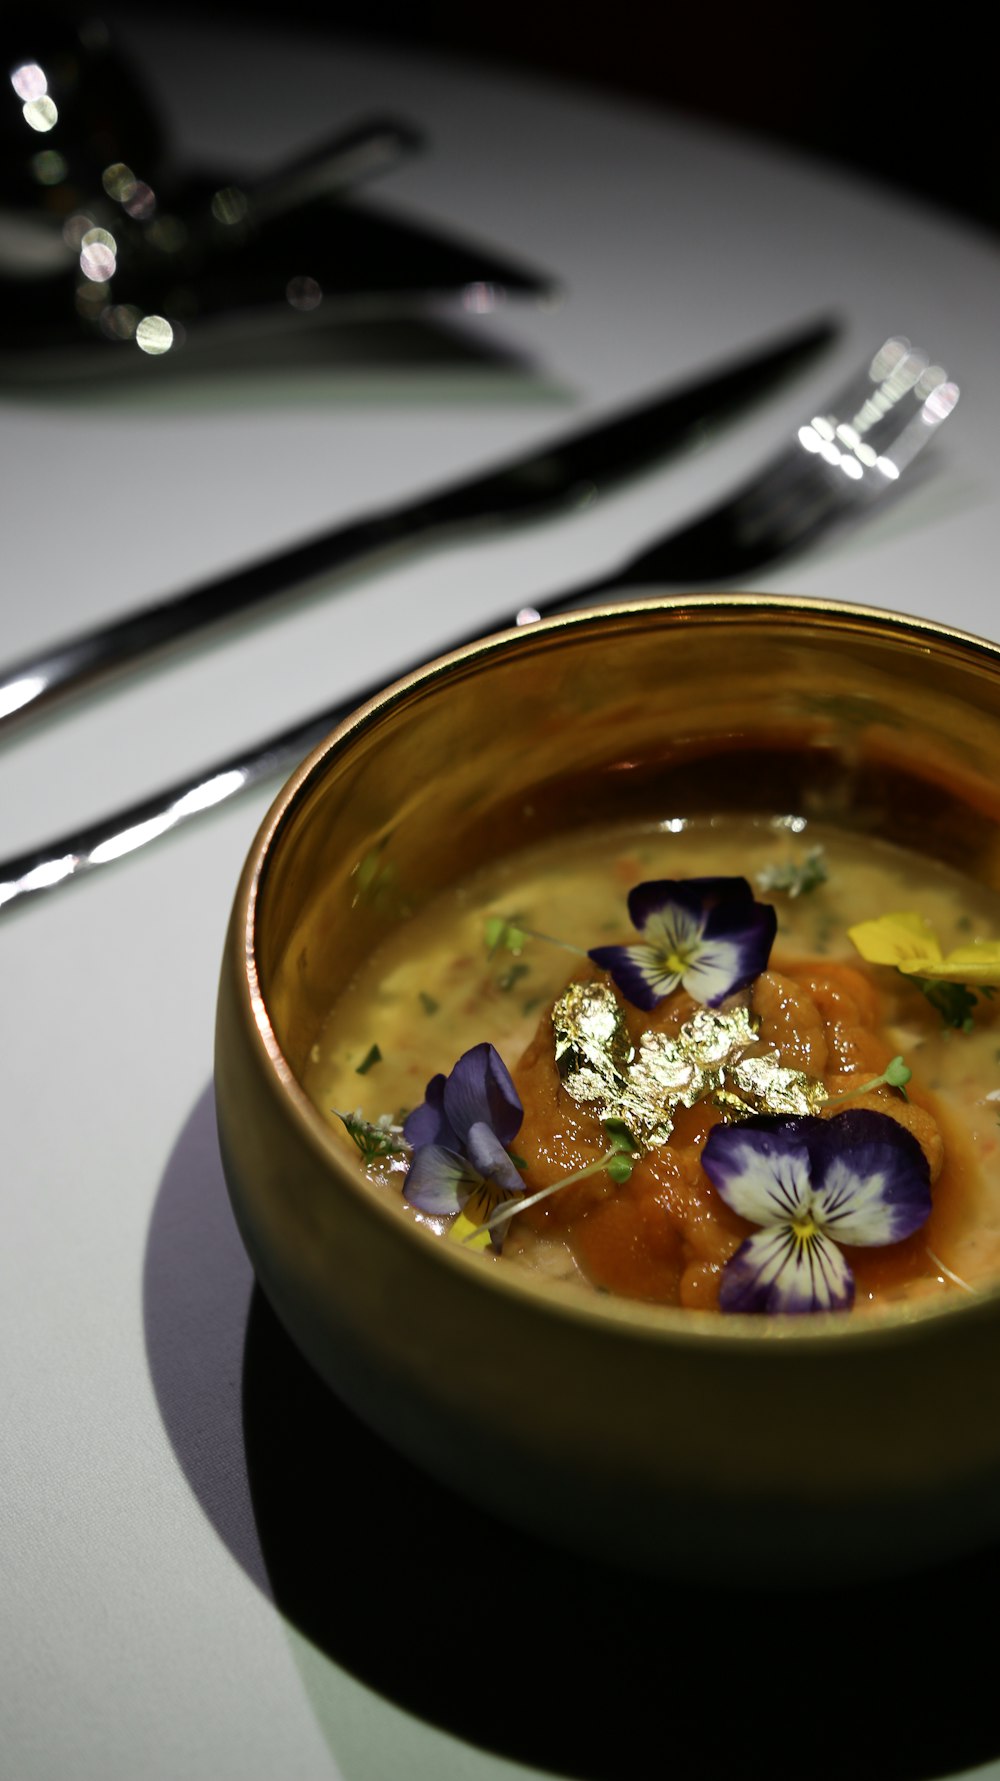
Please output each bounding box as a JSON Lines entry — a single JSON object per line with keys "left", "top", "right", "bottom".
{"left": 823, "top": 1055, "right": 911, "bottom": 1105}
{"left": 484, "top": 915, "right": 527, "bottom": 957}
{"left": 468, "top": 1117, "right": 640, "bottom": 1242}
{"left": 485, "top": 914, "right": 588, "bottom": 961}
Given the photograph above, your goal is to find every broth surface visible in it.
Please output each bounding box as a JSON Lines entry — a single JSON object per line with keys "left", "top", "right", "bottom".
{"left": 304, "top": 816, "right": 1000, "bottom": 1312}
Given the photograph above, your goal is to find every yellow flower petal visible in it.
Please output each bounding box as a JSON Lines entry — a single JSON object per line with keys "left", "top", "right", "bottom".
{"left": 847, "top": 912, "right": 943, "bottom": 969}
{"left": 448, "top": 1209, "right": 493, "bottom": 1251}
{"left": 904, "top": 941, "right": 1000, "bottom": 985}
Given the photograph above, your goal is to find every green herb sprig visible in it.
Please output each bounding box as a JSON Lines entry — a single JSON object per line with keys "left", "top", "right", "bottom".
{"left": 756, "top": 846, "right": 827, "bottom": 898}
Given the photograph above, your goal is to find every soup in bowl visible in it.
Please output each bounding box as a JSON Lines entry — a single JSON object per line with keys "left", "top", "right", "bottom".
{"left": 215, "top": 594, "right": 1000, "bottom": 1583}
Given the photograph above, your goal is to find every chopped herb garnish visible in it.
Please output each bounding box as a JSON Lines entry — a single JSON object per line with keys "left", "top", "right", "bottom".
{"left": 910, "top": 977, "right": 978, "bottom": 1032}
{"left": 756, "top": 846, "right": 827, "bottom": 898}
{"left": 812, "top": 915, "right": 835, "bottom": 954}
{"left": 823, "top": 1055, "right": 911, "bottom": 1103}
{"left": 356, "top": 1043, "right": 383, "bottom": 1075}
{"left": 497, "top": 961, "right": 531, "bottom": 992}
{"left": 418, "top": 991, "right": 440, "bottom": 1016}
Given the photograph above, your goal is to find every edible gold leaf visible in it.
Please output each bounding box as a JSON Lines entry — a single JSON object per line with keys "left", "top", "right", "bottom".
{"left": 724, "top": 1053, "right": 829, "bottom": 1117}
{"left": 553, "top": 980, "right": 631, "bottom": 1070}
{"left": 552, "top": 988, "right": 800, "bottom": 1146}
{"left": 553, "top": 981, "right": 639, "bottom": 1126}
{"left": 628, "top": 1008, "right": 762, "bottom": 1142}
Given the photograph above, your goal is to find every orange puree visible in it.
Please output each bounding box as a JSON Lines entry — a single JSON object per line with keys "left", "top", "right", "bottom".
{"left": 510, "top": 960, "right": 962, "bottom": 1312}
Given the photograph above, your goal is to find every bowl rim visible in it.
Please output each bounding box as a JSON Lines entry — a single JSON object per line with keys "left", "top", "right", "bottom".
{"left": 228, "top": 590, "right": 1000, "bottom": 1351}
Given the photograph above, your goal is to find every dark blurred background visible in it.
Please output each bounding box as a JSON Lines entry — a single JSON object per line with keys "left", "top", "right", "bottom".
{"left": 154, "top": 0, "right": 996, "bottom": 239}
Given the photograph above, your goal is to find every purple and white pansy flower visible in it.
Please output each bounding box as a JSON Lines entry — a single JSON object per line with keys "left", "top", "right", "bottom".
{"left": 588, "top": 876, "right": 777, "bottom": 1012}
{"left": 701, "top": 1108, "right": 932, "bottom": 1314}
{"left": 403, "top": 1042, "right": 525, "bottom": 1246}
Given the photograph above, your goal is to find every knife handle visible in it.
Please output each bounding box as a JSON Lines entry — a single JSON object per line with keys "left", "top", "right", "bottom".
{"left": 0, "top": 316, "right": 836, "bottom": 736}
{"left": 0, "top": 569, "right": 620, "bottom": 912}
{"left": 0, "top": 507, "right": 431, "bottom": 733}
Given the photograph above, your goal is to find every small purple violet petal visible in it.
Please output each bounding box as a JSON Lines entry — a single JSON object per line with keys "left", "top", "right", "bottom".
{"left": 593, "top": 878, "right": 776, "bottom": 1011}
{"left": 807, "top": 1109, "right": 932, "bottom": 1246}
{"left": 702, "top": 1118, "right": 818, "bottom": 1225}
{"left": 402, "top": 1073, "right": 455, "bottom": 1150}
{"left": 720, "top": 1223, "right": 854, "bottom": 1315}
{"left": 639, "top": 901, "right": 702, "bottom": 960}
{"left": 626, "top": 876, "right": 755, "bottom": 934}
{"left": 464, "top": 1120, "right": 525, "bottom": 1197}
{"left": 697, "top": 897, "right": 777, "bottom": 1000}
{"left": 680, "top": 934, "right": 767, "bottom": 1007}
{"left": 441, "top": 1042, "right": 523, "bottom": 1148}
{"left": 403, "top": 1145, "right": 477, "bottom": 1217}
{"left": 587, "top": 942, "right": 680, "bottom": 1011}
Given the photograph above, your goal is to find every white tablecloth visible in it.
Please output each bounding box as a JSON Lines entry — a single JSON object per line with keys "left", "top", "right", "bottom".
{"left": 3, "top": 16, "right": 999, "bottom": 1779}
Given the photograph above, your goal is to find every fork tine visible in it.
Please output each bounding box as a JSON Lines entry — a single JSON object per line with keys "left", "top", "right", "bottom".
{"left": 608, "top": 339, "right": 959, "bottom": 588}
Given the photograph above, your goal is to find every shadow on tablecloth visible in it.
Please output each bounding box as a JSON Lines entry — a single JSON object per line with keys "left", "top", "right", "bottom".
{"left": 145, "top": 1082, "right": 1000, "bottom": 1780}
{"left": 142, "top": 1081, "right": 270, "bottom": 1596}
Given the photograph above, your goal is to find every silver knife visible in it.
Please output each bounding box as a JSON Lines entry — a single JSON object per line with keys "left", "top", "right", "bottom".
{"left": 0, "top": 316, "right": 835, "bottom": 737}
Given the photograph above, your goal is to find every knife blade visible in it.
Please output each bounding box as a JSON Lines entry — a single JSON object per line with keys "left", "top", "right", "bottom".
{"left": 0, "top": 315, "right": 835, "bottom": 736}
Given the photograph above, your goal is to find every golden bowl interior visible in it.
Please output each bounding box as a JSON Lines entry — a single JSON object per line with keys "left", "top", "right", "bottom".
{"left": 216, "top": 594, "right": 1000, "bottom": 1581}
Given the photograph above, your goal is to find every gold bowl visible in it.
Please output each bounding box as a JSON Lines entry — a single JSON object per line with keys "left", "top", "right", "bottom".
{"left": 215, "top": 594, "right": 1000, "bottom": 1584}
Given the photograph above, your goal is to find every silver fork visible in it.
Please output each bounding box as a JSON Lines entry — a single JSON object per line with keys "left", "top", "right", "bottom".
{"left": 0, "top": 339, "right": 958, "bottom": 913}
